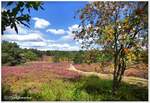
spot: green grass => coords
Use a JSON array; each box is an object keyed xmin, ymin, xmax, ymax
[{"xmin": 2, "ymin": 75, "xmax": 148, "ymax": 101}]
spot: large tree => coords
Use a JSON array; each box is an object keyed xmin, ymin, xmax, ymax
[
  {"xmin": 74, "ymin": 1, "xmax": 148, "ymax": 94},
  {"xmin": 2, "ymin": 1, "xmax": 44, "ymax": 34}
]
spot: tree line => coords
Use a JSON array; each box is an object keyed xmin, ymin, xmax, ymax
[
  {"xmin": 2, "ymin": 41, "xmax": 147, "ymax": 66},
  {"xmin": 2, "ymin": 41, "xmax": 114, "ymax": 66},
  {"xmin": 2, "ymin": 41, "xmax": 44, "ymax": 66}
]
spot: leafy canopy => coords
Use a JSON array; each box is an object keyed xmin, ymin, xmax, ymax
[
  {"xmin": 2, "ymin": 1, "xmax": 44, "ymax": 34},
  {"xmin": 74, "ymin": 1, "xmax": 148, "ymax": 62}
]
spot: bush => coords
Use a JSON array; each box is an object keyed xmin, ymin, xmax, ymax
[
  {"xmin": 73, "ymin": 50, "xmax": 113, "ymax": 64},
  {"xmin": 2, "ymin": 41, "xmax": 43, "ymax": 65},
  {"xmin": 2, "ymin": 41, "xmax": 26, "ymax": 66},
  {"xmin": 82, "ymin": 75, "xmax": 112, "ymax": 94},
  {"xmin": 23, "ymin": 51, "xmax": 38, "ymax": 61},
  {"xmin": 73, "ymin": 51, "xmax": 85, "ymax": 64}
]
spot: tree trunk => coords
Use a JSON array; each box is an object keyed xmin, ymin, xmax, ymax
[
  {"xmin": 112, "ymin": 49, "xmax": 126, "ymax": 95},
  {"xmin": 112, "ymin": 52, "xmax": 118, "ymax": 94}
]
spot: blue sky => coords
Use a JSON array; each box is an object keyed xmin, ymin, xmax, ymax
[{"xmin": 2, "ymin": 2, "xmax": 88, "ymax": 51}]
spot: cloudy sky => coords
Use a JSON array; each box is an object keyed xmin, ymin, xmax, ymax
[{"xmin": 2, "ymin": 2, "xmax": 88, "ymax": 51}]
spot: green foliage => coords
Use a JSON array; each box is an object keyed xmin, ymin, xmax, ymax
[
  {"xmin": 2, "ymin": 41, "xmax": 146, "ymax": 66},
  {"xmin": 133, "ymin": 48, "xmax": 148, "ymax": 64},
  {"xmin": 2, "ymin": 41, "xmax": 42, "ymax": 66},
  {"xmin": 116, "ymin": 84, "xmax": 148, "ymax": 101},
  {"xmin": 2, "ymin": 76, "xmax": 148, "ymax": 101},
  {"xmin": 73, "ymin": 51, "xmax": 85, "ymax": 64},
  {"xmin": 46, "ymin": 50, "xmax": 79, "ymax": 63},
  {"xmin": 2, "ymin": 41, "xmax": 26, "ymax": 66},
  {"xmin": 30, "ymin": 80, "xmax": 76, "ymax": 101},
  {"xmin": 78, "ymin": 76, "xmax": 148, "ymax": 101},
  {"xmin": 74, "ymin": 2, "xmax": 148, "ymax": 50},
  {"xmin": 30, "ymin": 49, "xmax": 44, "ymax": 58},
  {"xmin": 73, "ymin": 50, "xmax": 113, "ymax": 64},
  {"xmin": 82, "ymin": 75, "xmax": 112, "ymax": 94},
  {"xmin": 23, "ymin": 51, "xmax": 38, "ymax": 61},
  {"xmin": 97, "ymin": 52, "xmax": 113, "ymax": 62},
  {"xmin": 2, "ymin": 1, "xmax": 44, "ymax": 34},
  {"xmin": 46, "ymin": 50, "xmax": 112, "ymax": 64},
  {"xmin": 74, "ymin": 2, "xmax": 148, "ymax": 93}
]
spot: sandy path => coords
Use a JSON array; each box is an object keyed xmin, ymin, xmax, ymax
[{"xmin": 67, "ymin": 64, "xmax": 148, "ymax": 86}]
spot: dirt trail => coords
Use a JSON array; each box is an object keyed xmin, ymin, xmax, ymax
[{"xmin": 67, "ymin": 64, "xmax": 148, "ymax": 86}]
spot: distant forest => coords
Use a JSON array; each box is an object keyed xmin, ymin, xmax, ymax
[{"xmin": 2, "ymin": 41, "xmax": 147, "ymax": 66}]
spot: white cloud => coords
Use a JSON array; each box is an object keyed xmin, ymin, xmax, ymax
[
  {"xmin": 45, "ymin": 43, "xmax": 80, "ymax": 51},
  {"xmin": 68, "ymin": 24, "xmax": 80, "ymax": 32},
  {"xmin": 1, "ymin": 8, "xmax": 7, "ymax": 12},
  {"xmin": 60, "ymin": 24, "xmax": 81, "ymax": 41},
  {"xmin": 61, "ymin": 35, "xmax": 72, "ymax": 40},
  {"xmin": 2, "ymin": 33, "xmax": 44, "ymax": 42},
  {"xmin": 18, "ymin": 41, "xmax": 80, "ymax": 51},
  {"xmin": 3, "ymin": 24, "xmax": 29, "ymax": 34},
  {"xmin": 18, "ymin": 41, "xmax": 47, "ymax": 47},
  {"xmin": 46, "ymin": 24, "xmax": 81, "ymax": 40},
  {"xmin": 2, "ymin": 23, "xmax": 81, "ymax": 51},
  {"xmin": 46, "ymin": 29, "xmax": 65, "ymax": 35},
  {"xmin": 32, "ymin": 17, "xmax": 50, "ymax": 29}
]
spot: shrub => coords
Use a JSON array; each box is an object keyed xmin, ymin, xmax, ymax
[
  {"xmin": 73, "ymin": 51, "xmax": 85, "ymax": 64},
  {"xmin": 2, "ymin": 41, "xmax": 26, "ymax": 66},
  {"xmin": 82, "ymin": 75, "xmax": 112, "ymax": 94},
  {"xmin": 23, "ymin": 51, "xmax": 38, "ymax": 61},
  {"xmin": 2, "ymin": 41, "xmax": 43, "ymax": 65}
]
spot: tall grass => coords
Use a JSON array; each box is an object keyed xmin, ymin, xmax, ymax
[{"xmin": 2, "ymin": 75, "xmax": 148, "ymax": 101}]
